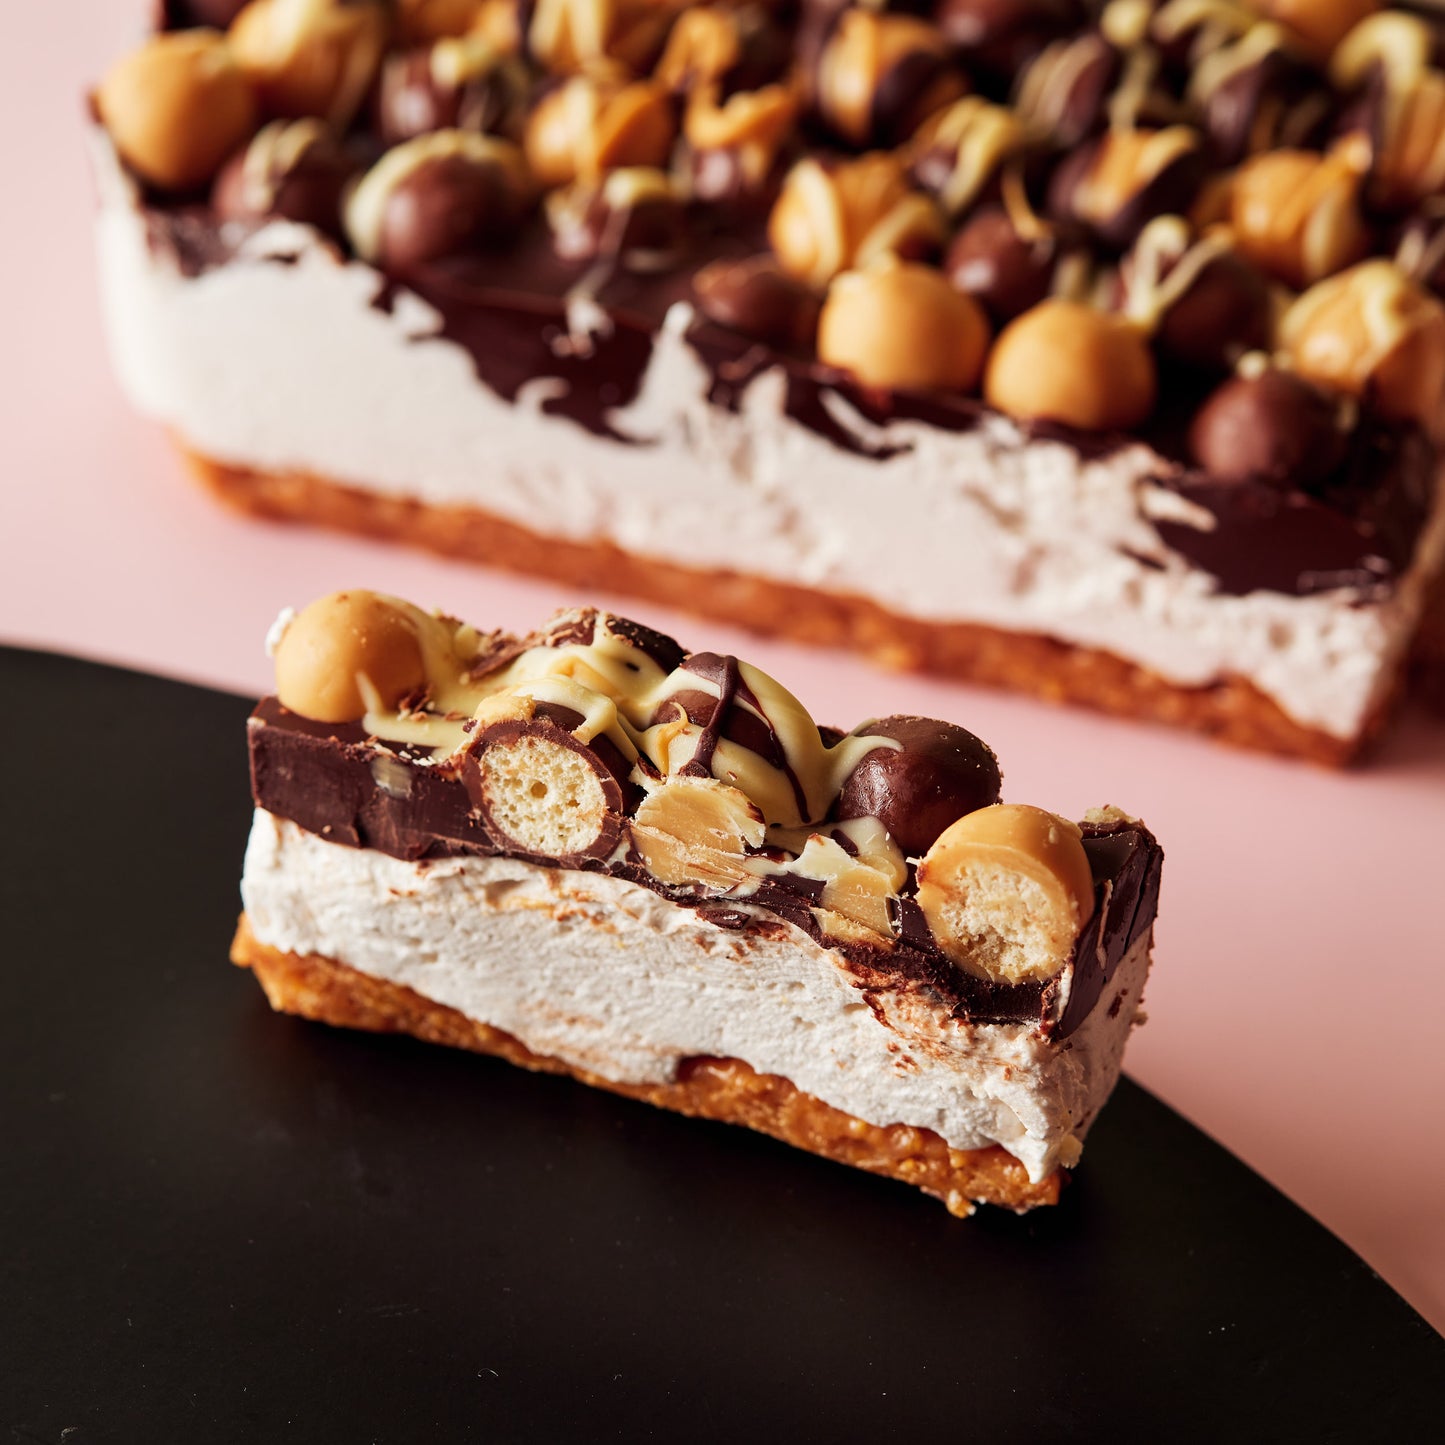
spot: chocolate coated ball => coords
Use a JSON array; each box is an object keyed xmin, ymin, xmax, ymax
[
  {"xmin": 1188, "ymin": 370, "xmax": 1346, "ymax": 489},
  {"xmin": 378, "ymin": 153, "xmax": 519, "ymax": 268},
  {"xmin": 211, "ymin": 123, "xmax": 356, "ymax": 241},
  {"xmin": 945, "ymin": 207, "xmax": 1056, "ymax": 325},
  {"xmin": 693, "ymin": 256, "xmax": 821, "ymax": 351},
  {"xmin": 835, "ymin": 716, "xmax": 1002, "ymax": 857},
  {"xmin": 1148, "ymin": 251, "xmax": 1272, "ymax": 372}
]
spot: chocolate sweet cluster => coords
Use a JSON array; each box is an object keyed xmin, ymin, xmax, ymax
[
  {"xmin": 99, "ymin": 0, "xmax": 1445, "ymax": 499},
  {"xmin": 253, "ymin": 590, "xmax": 1160, "ymax": 1033}
]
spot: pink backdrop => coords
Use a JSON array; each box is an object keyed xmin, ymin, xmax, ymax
[{"xmin": 7, "ymin": 4, "xmax": 1444, "ymax": 1333}]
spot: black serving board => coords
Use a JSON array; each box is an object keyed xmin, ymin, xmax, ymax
[{"xmin": 3, "ymin": 647, "xmax": 1441, "ymax": 1442}]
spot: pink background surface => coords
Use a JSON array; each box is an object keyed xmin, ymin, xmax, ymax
[{"xmin": 7, "ymin": 4, "xmax": 1444, "ymax": 1333}]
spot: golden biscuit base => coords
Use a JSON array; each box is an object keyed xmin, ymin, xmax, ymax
[
  {"xmin": 185, "ymin": 447, "xmax": 1392, "ymax": 765},
  {"xmin": 231, "ymin": 915, "xmax": 1062, "ymax": 1214}
]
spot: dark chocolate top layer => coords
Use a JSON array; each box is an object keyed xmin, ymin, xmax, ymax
[{"xmin": 247, "ymin": 692, "xmax": 1162, "ymax": 1040}]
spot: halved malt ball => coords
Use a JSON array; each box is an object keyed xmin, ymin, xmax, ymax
[
  {"xmin": 465, "ymin": 713, "xmax": 624, "ymax": 863},
  {"xmin": 915, "ymin": 803, "xmax": 1096, "ymax": 985},
  {"xmin": 630, "ymin": 777, "xmax": 766, "ymax": 890}
]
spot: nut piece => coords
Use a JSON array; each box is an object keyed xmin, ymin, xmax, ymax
[
  {"xmin": 273, "ymin": 590, "xmax": 429, "ymax": 723},
  {"xmin": 97, "ymin": 31, "xmax": 258, "ymax": 192},
  {"xmin": 985, "ymin": 300, "xmax": 1157, "ymax": 431},
  {"xmin": 1047, "ymin": 126, "xmax": 1207, "ymax": 250},
  {"xmin": 630, "ymin": 777, "xmax": 766, "ymax": 890},
  {"xmin": 768, "ymin": 154, "xmax": 944, "ymax": 290},
  {"xmin": 815, "ymin": 10, "xmax": 966, "ymax": 148},
  {"xmin": 345, "ymin": 131, "xmax": 531, "ymax": 268},
  {"xmin": 229, "ymin": 0, "xmax": 391, "ymax": 129},
  {"xmin": 915, "ymin": 803, "xmax": 1096, "ymax": 985},
  {"xmin": 818, "ymin": 260, "xmax": 991, "ymax": 393},
  {"xmin": 211, "ymin": 117, "xmax": 356, "ymax": 240},
  {"xmin": 464, "ymin": 704, "xmax": 625, "ymax": 863},
  {"xmin": 1279, "ymin": 260, "xmax": 1445, "ymax": 431},
  {"xmin": 1230, "ymin": 139, "xmax": 1373, "ymax": 288},
  {"xmin": 523, "ymin": 76, "xmax": 676, "ymax": 189},
  {"xmin": 1251, "ymin": 0, "xmax": 1380, "ymax": 64},
  {"xmin": 1188, "ymin": 369, "xmax": 1347, "ymax": 488},
  {"xmin": 692, "ymin": 255, "xmax": 821, "ymax": 351},
  {"xmin": 834, "ymin": 716, "xmax": 1002, "ymax": 858}
]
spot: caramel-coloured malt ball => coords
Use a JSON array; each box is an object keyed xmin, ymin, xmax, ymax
[
  {"xmin": 97, "ymin": 31, "xmax": 258, "ymax": 192},
  {"xmin": 834, "ymin": 716, "xmax": 1002, "ymax": 857},
  {"xmin": 818, "ymin": 260, "xmax": 991, "ymax": 392},
  {"xmin": 1253, "ymin": 0, "xmax": 1380, "ymax": 63},
  {"xmin": 1188, "ymin": 371, "xmax": 1346, "ymax": 488},
  {"xmin": 916, "ymin": 802, "xmax": 1095, "ymax": 984},
  {"xmin": 1230, "ymin": 142, "xmax": 1372, "ymax": 289},
  {"xmin": 985, "ymin": 300, "xmax": 1157, "ymax": 431},
  {"xmin": 230, "ymin": 0, "xmax": 391, "ymax": 129},
  {"xmin": 1280, "ymin": 260, "xmax": 1445, "ymax": 432},
  {"xmin": 274, "ymin": 591, "xmax": 428, "ymax": 723},
  {"xmin": 523, "ymin": 77, "xmax": 676, "ymax": 189}
]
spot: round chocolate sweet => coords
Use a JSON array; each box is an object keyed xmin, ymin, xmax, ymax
[
  {"xmin": 1144, "ymin": 250, "xmax": 1273, "ymax": 372},
  {"xmin": 834, "ymin": 716, "xmax": 1002, "ymax": 857},
  {"xmin": 1188, "ymin": 370, "xmax": 1347, "ymax": 489},
  {"xmin": 1200, "ymin": 48, "xmax": 1318, "ymax": 166},
  {"xmin": 376, "ymin": 152, "xmax": 520, "ymax": 268},
  {"xmin": 211, "ymin": 125, "xmax": 357, "ymax": 241},
  {"xmin": 945, "ymin": 206, "xmax": 1056, "ymax": 325},
  {"xmin": 693, "ymin": 256, "xmax": 821, "ymax": 352}
]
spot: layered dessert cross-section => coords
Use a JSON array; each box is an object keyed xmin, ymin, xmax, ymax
[
  {"xmin": 235, "ymin": 590, "xmax": 1164, "ymax": 1213},
  {"xmin": 93, "ymin": 1, "xmax": 1445, "ymax": 760}
]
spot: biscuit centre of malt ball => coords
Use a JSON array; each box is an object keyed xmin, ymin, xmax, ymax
[{"xmin": 483, "ymin": 737, "xmax": 606, "ymax": 856}]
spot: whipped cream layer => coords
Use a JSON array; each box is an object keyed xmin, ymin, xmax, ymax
[
  {"xmin": 96, "ymin": 149, "xmax": 1445, "ymax": 741},
  {"xmin": 241, "ymin": 810, "xmax": 1150, "ymax": 1181}
]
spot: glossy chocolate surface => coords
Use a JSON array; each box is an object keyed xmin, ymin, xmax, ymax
[{"xmin": 247, "ymin": 693, "xmax": 1161, "ymax": 1039}]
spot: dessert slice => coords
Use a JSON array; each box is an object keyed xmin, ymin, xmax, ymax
[
  {"xmin": 92, "ymin": 3, "xmax": 1445, "ymax": 762},
  {"xmin": 234, "ymin": 590, "xmax": 1163, "ymax": 1213}
]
